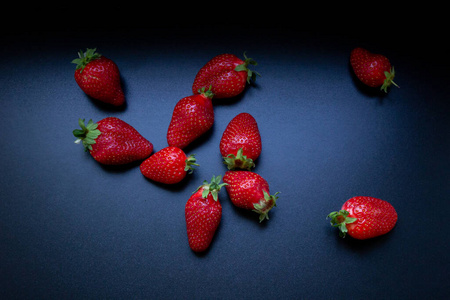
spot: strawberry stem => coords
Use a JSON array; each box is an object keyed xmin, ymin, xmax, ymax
[
  {"xmin": 253, "ymin": 191, "xmax": 279, "ymax": 222},
  {"xmin": 184, "ymin": 154, "xmax": 199, "ymax": 174},
  {"xmin": 223, "ymin": 148, "xmax": 255, "ymax": 171},
  {"xmin": 235, "ymin": 52, "xmax": 260, "ymax": 84},
  {"xmin": 196, "ymin": 175, "xmax": 228, "ymax": 201},
  {"xmin": 71, "ymin": 48, "xmax": 101, "ymax": 73},
  {"xmin": 73, "ymin": 118, "xmax": 101, "ymax": 151},
  {"xmin": 327, "ymin": 210, "xmax": 357, "ymax": 238},
  {"xmin": 197, "ymin": 86, "xmax": 214, "ymax": 99},
  {"xmin": 381, "ymin": 67, "xmax": 399, "ymax": 93}
]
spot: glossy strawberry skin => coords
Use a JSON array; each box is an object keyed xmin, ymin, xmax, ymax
[
  {"xmin": 140, "ymin": 146, "xmax": 197, "ymax": 184},
  {"xmin": 73, "ymin": 51, "xmax": 125, "ymax": 106},
  {"xmin": 350, "ymin": 47, "xmax": 397, "ymax": 92},
  {"xmin": 223, "ymin": 171, "xmax": 278, "ymax": 222},
  {"xmin": 166, "ymin": 91, "xmax": 214, "ymax": 150},
  {"xmin": 220, "ymin": 112, "xmax": 262, "ymax": 170},
  {"xmin": 185, "ymin": 176, "xmax": 225, "ymax": 252},
  {"xmin": 74, "ymin": 117, "xmax": 153, "ymax": 165},
  {"xmin": 192, "ymin": 53, "xmax": 258, "ymax": 98},
  {"xmin": 328, "ymin": 196, "xmax": 398, "ymax": 240}
]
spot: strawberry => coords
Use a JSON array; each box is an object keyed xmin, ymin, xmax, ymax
[
  {"xmin": 327, "ymin": 196, "xmax": 398, "ymax": 240},
  {"xmin": 167, "ymin": 87, "xmax": 214, "ymax": 149},
  {"xmin": 192, "ymin": 53, "xmax": 259, "ymax": 98},
  {"xmin": 140, "ymin": 146, "xmax": 198, "ymax": 184},
  {"xmin": 220, "ymin": 112, "xmax": 262, "ymax": 170},
  {"xmin": 223, "ymin": 171, "xmax": 279, "ymax": 222},
  {"xmin": 73, "ymin": 117, "xmax": 153, "ymax": 165},
  {"xmin": 72, "ymin": 48, "xmax": 125, "ymax": 106},
  {"xmin": 350, "ymin": 47, "xmax": 399, "ymax": 93},
  {"xmin": 185, "ymin": 175, "xmax": 227, "ymax": 252}
]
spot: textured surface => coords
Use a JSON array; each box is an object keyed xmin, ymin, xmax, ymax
[{"xmin": 1, "ymin": 21, "xmax": 449, "ymax": 299}]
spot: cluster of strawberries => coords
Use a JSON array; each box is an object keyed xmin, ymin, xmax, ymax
[
  {"xmin": 72, "ymin": 49, "xmax": 278, "ymax": 252},
  {"xmin": 72, "ymin": 47, "xmax": 399, "ymax": 252}
]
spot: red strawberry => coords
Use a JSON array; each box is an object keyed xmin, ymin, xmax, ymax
[
  {"xmin": 167, "ymin": 87, "xmax": 214, "ymax": 149},
  {"xmin": 350, "ymin": 47, "xmax": 399, "ymax": 93},
  {"xmin": 72, "ymin": 48, "xmax": 125, "ymax": 106},
  {"xmin": 327, "ymin": 196, "xmax": 398, "ymax": 240},
  {"xmin": 223, "ymin": 171, "xmax": 279, "ymax": 222},
  {"xmin": 192, "ymin": 53, "xmax": 259, "ymax": 98},
  {"xmin": 140, "ymin": 146, "xmax": 198, "ymax": 184},
  {"xmin": 185, "ymin": 175, "xmax": 227, "ymax": 252},
  {"xmin": 220, "ymin": 112, "xmax": 262, "ymax": 170},
  {"xmin": 73, "ymin": 117, "xmax": 153, "ymax": 165}
]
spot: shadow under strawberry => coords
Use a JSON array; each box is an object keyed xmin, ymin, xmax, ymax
[
  {"xmin": 228, "ymin": 203, "xmax": 272, "ymax": 227},
  {"xmin": 327, "ymin": 224, "xmax": 396, "ymax": 253},
  {"xmin": 181, "ymin": 123, "xmax": 216, "ymax": 154},
  {"xmin": 98, "ymin": 159, "xmax": 142, "ymax": 173},
  {"xmin": 211, "ymin": 82, "xmax": 260, "ymax": 107},
  {"xmin": 141, "ymin": 170, "xmax": 197, "ymax": 192}
]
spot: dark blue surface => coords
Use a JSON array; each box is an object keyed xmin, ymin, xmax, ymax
[{"xmin": 1, "ymin": 22, "xmax": 449, "ymax": 299}]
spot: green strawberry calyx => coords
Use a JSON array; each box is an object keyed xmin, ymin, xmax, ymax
[
  {"xmin": 72, "ymin": 48, "xmax": 102, "ymax": 73},
  {"xmin": 184, "ymin": 154, "xmax": 199, "ymax": 174},
  {"xmin": 253, "ymin": 191, "xmax": 280, "ymax": 223},
  {"xmin": 195, "ymin": 175, "xmax": 228, "ymax": 202},
  {"xmin": 223, "ymin": 148, "xmax": 255, "ymax": 171},
  {"xmin": 327, "ymin": 210, "xmax": 358, "ymax": 238},
  {"xmin": 234, "ymin": 52, "xmax": 261, "ymax": 84},
  {"xmin": 73, "ymin": 118, "xmax": 101, "ymax": 152},
  {"xmin": 197, "ymin": 86, "xmax": 215, "ymax": 99},
  {"xmin": 380, "ymin": 67, "xmax": 400, "ymax": 93}
]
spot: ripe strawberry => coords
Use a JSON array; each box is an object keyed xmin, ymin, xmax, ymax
[
  {"xmin": 73, "ymin": 117, "xmax": 153, "ymax": 165},
  {"xmin": 350, "ymin": 47, "xmax": 399, "ymax": 93},
  {"xmin": 185, "ymin": 175, "xmax": 227, "ymax": 252},
  {"xmin": 223, "ymin": 171, "xmax": 279, "ymax": 222},
  {"xmin": 140, "ymin": 146, "xmax": 198, "ymax": 184},
  {"xmin": 192, "ymin": 53, "xmax": 259, "ymax": 98},
  {"xmin": 167, "ymin": 87, "xmax": 214, "ymax": 149},
  {"xmin": 327, "ymin": 196, "xmax": 398, "ymax": 240},
  {"xmin": 72, "ymin": 48, "xmax": 125, "ymax": 106},
  {"xmin": 220, "ymin": 112, "xmax": 262, "ymax": 170}
]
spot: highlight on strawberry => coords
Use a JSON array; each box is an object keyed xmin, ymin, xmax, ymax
[
  {"xmin": 327, "ymin": 196, "xmax": 398, "ymax": 240},
  {"xmin": 73, "ymin": 117, "xmax": 153, "ymax": 165},
  {"xmin": 72, "ymin": 48, "xmax": 125, "ymax": 106},
  {"xmin": 350, "ymin": 47, "xmax": 399, "ymax": 93},
  {"xmin": 192, "ymin": 52, "xmax": 260, "ymax": 99}
]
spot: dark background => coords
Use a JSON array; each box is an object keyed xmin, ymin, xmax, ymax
[{"xmin": 1, "ymin": 8, "xmax": 449, "ymax": 299}]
